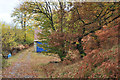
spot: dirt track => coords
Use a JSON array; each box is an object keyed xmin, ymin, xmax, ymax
[{"xmin": 2, "ymin": 46, "xmax": 60, "ymax": 78}]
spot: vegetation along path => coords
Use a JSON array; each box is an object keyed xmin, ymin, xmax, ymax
[{"xmin": 2, "ymin": 46, "xmax": 60, "ymax": 78}]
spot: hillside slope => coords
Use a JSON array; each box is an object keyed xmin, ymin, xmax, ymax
[{"xmin": 42, "ymin": 25, "xmax": 119, "ymax": 78}]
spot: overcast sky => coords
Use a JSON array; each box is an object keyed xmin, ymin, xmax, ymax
[{"xmin": 0, "ymin": 0, "xmax": 21, "ymax": 24}]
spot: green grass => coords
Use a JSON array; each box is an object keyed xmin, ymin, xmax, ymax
[{"xmin": 2, "ymin": 59, "xmax": 10, "ymax": 69}]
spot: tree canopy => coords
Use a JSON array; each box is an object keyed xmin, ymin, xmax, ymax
[{"xmin": 11, "ymin": 1, "xmax": 120, "ymax": 61}]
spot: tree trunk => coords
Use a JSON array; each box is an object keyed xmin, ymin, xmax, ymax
[
  {"xmin": 58, "ymin": 51, "xmax": 66, "ymax": 61},
  {"xmin": 24, "ymin": 13, "xmax": 26, "ymax": 42},
  {"xmin": 24, "ymin": 32, "xmax": 26, "ymax": 42},
  {"xmin": 77, "ymin": 37, "xmax": 86, "ymax": 58}
]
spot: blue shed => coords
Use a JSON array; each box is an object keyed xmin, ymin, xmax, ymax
[
  {"xmin": 36, "ymin": 41, "xmax": 47, "ymax": 52},
  {"xmin": 34, "ymin": 29, "xmax": 47, "ymax": 52},
  {"xmin": 34, "ymin": 40, "xmax": 47, "ymax": 52}
]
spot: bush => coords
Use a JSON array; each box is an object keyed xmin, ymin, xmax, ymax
[
  {"xmin": 82, "ymin": 25, "xmax": 119, "ymax": 53},
  {"xmin": 1, "ymin": 22, "xmax": 34, "ymax": 56},
  {"xmin": 2, "ymin": 23, "xmax": 17, "ymax": 52},
  {"xmin": 2, "ymin": 58, "xmax": 9, "ymax": 68}
]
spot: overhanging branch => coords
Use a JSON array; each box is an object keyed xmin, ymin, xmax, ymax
[{"xmin": 83, "ymin": 14, "xmax": 120, "ymax": 37}]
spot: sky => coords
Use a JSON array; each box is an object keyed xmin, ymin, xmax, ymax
[{"xmin": 0, "ymin": 0, "xmax": 21, "ymax": 24}]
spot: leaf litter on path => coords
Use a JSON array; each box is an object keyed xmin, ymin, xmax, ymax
[{"xmin": 2, "ymin": 46, "xmax": 60, "ymax": 78}]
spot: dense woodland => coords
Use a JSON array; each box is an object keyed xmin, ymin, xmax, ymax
[
  {"xmin": 1, "ymin": 1, "xmax": 120, "ymax": 78},
  {"xmin": 19, "ymin": 2, "xmax": 119, "ymax": 60}
]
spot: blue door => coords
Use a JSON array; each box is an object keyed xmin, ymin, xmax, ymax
[{"xmin": 36, "ymin": 41, "xmax": 47, "ymax": 52}]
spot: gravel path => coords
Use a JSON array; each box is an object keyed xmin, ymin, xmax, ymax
[
  {"xmin": 2, "ymin": 46, "xmax": 60, "ymax": 78},
  {"xmin": 2, "ymin": 47, "xmax": 40, "ymax": 78}
]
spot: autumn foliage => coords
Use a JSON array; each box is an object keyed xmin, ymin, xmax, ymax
[
  {"xmin": 1, "ymin": 22, "xmax": 34, "ymax": 57},
  {"xmin": 5, "ymin": 1, "xmax": 119, "ymax": 78},
  {"xmin": 42, "ymin": 24, "xmax": 119, "ymax": 78}
]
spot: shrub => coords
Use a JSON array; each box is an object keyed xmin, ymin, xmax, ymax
[
  {"xmin": 2, "ymin": 58, "xmax": 9, "ymax": 68},
  {"xmin": 1, "ymin": 22, "xmax": 34, "ymax": 56}
]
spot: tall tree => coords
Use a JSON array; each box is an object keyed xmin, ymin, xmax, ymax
[
  {"xmin": 21, "ymin": 1, "xmax": 120, "ymax": 60},
  {"xmin": 11, "ymin": 2, "xmax": 33, "ymax": 42}
]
